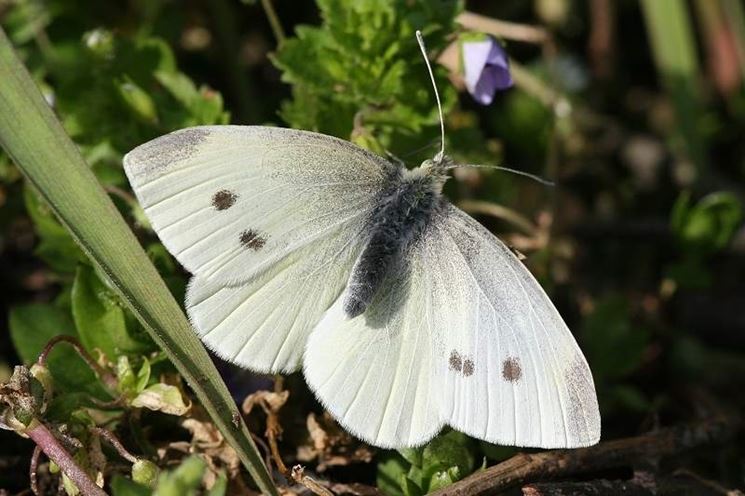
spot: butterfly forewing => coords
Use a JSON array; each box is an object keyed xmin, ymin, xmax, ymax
[{"xmin": 123, "ymin": 126, "xmax": 396, "ymax": 286}]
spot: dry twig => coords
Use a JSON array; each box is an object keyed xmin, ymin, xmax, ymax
[
  {"xmin": 243, "ymin": 378, "xmax": 334, "ymax": 496},
  {"xmin": 432, "ymin": 418, "xmax": 737, "ymax": 496}
]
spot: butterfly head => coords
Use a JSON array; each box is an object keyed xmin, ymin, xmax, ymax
[{"xmin": 419, "ymin": 153, "xmax": 453, "ymax": 189}]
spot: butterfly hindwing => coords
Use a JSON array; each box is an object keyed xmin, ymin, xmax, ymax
[
  {"xmin": 303, "ymin": 248, "xmax": 442, "ymax": 448},
  {"xmin": 124, "ymin": 126, "xmax": 395, "ymax": 285},
  {"xmin": 186, "ymin": 221, "xmax": 367, "ymax": 373}
]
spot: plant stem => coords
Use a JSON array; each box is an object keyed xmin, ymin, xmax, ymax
[
  {"xmin": 261, "ymin": 0, "xmax": 286, "ymax": 45},
  {"xmin": 30, "ymin": 445, "xmax": 41, "ymax": 495},
  {"xmin": 457, "ymin": 11, "xmax": 550, "ymax": 44},
  {"xmin": 37, "ymin": 335, "xmax": 118, "ymax": 391},
  {"xmin": 26, "ymin": 421, "xmax": 106, "ymax": 496},
  {"xmin": 90, "ymin": 426, "xmax": 138, "ymax": 463}
]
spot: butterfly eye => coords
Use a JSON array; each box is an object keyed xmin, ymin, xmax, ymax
[
  {"xmin": 239, "ymin": 229, "xmax": 267, "ymax": 251},
  {"xmin": 212, "ymin": 189, "xmax": 238, "ymax": 211},
  {"xmin": 501, "ymin": 357, "xmax": 522, "ymax": 382}
]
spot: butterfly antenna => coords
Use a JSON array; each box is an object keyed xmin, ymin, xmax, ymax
[
  {"xmin": 416, "ymin": 30, "xmax": 445, "ymax": 163},
  {"xmin": 453, "ymin": 163, "xmax": 556, "ymax": 187}
]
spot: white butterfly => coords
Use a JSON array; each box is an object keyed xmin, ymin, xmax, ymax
[{"xmin": 122, "ymin": 33, "xmax": 600, "ymax": 450}]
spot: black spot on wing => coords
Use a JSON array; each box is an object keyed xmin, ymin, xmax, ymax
[
  {"xmin": 462, "ymin": 358, "xmax": 475, "ymax": 377},
  {"xmin": 449, "ymin": 350, "xmax": 463, "ymax": 372},
  {"xmin": 239, "ymin": 229, "xmax": 267, "ymax": 251},
  {"xmin": 449, "ymin": 350, "xmax": 475, "ymax": 377},
  {"xmin": 212, "ymin": 189, "xmax": 238, "ymax": 210},
  {"xmin": 502, "ymin": 357, "xmax": 522, "ymax": 382}
]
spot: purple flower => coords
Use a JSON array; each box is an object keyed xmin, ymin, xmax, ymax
[{"xmin": 461, "ymin": 35, "xmax": 513, "ymax": 105}]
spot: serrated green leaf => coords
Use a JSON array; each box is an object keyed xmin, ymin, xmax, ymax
[
  {"xmin": 427, "ymin": 467, "xmax": 459, "ymax": 492},
  {"xmin": 421, "ymin": 430, "xmax": 475, "ymax": 482}
]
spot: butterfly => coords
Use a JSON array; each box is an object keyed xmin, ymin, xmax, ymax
[{"xmin": 122, "ymin": 33, "xmax": 600, "ymax": 450}]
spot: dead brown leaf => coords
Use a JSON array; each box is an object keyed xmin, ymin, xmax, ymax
[{"xmin": 297, "ymin": 413, "xmax": 374, "ymax": 472}]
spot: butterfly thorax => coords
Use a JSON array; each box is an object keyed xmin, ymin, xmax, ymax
[{"xmin": 342, "ymin": 167, "xmax": 443, "ymax": 318}]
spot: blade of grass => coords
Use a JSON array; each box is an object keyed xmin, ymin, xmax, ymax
[
  {"xmin": 640, "ymin": 0, "xmax": 707, "ymax": 182},
  {"xmin": 0, "ymin": 28, "xmax": 277, "ymax": 495}
]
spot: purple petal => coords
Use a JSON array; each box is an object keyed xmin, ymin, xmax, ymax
[{"xmin": 462, "ymin": 36, "xmax": 513, "ymax": 105}]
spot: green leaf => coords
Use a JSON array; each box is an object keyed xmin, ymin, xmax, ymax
[
  {"xmin": 136, "ymin": 359, "xmax": 152, "ymax": 393},
  {"xmin": 117, "ymin": 356, "xmax": 138, "ymax": 397},
  {"xmin": 207, "ymin": 471, "xmax": 228, "ymax": 496},
  {"xmin": 400, "ymin": 475, "xmax": 423, "ymax": 496},
  {"xmin": 23, "ymin": 186, "xmax": 83, "ymax": 273},
  {"xmin": 132, "ymin": 383, "xmax": 190, "ymax": 416},
  {"xmin": 377, "ymin": 453, "xmax": 410, "ymax": 496},
  {"xmin": 8, "ymin": 304, "xmax": 101, "ymax": 395},
  {"xmin": 117, "ymin": 76, "xmax": 159, "ymax": 125},
  {"xmin": 273, "ymin": 0, "xmax": 462, "ymax": 149},
  {"xmin": 428, "ymin": 467, "xmax": 460, "ymax": 492},
  {"xmin": 421, "ymin": 430, "xmax": 475, "ymax": 483},
  {"xmin": 671, "ymin": 191, "xmax": 742, "ymax": 252},
  {"xmin": 154, "ymin": 456, "xmax": 205, "ymax": 496},
  {"xmin": 72, "ymin": 264, "xmax": 155, "ymax": 358},
  {"xmin": 111, "ymin": 475, "xmax": 152, "ymax": 496},
  {"xmin": 398, "ymin": 447, "xmax": 423, "ymax": 467}
]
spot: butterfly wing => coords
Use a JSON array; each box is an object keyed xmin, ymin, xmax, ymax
[
  {"xmin": 304, "ymin": 202, "xmax": 600, "ymax": 448},
  {"xmin": 431, "ymin": 204, "xmax": 600, "ymax": 448},
  {"xmin": 125, "ymin": 126, "xmax": 398, "ymax": 373},
  {"xmin": 124, "ymin": 126, "xmax": 396, "ymax": 285},
  {"xmin": 186, "ymin": 222, "xmax": 365, "ymax": 372}
]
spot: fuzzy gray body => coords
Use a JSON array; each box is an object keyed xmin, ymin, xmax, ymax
[{"xmin": 343, "ymin": 168, "xmax": 442, "ymax": 318}]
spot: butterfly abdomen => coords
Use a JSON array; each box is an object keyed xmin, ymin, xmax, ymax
[{"xmin": 343, "ymin": 171, "xmax": 441, "ymax": 318}]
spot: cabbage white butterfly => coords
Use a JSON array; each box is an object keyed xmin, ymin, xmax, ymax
[{"xmin": 123, "ymin": 31, "xmax": 600, "ymax": 449}]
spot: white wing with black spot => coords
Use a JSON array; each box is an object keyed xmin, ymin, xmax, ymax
[
  {"xmin": 124, "ymin": 126, "xmax": 395, "ymax": 286},
  {"xmin": 124, "ymin": 125, "xmax": 396, "ymax": 373},
  {"xmin": 186, "ymin": 220, "xmax": 366, "ymax": 373},
  {"xmin": 304, "ymin": 202, "xmax": 600, "ymax": 448},
  {"xmin": 431, "ymin": 204, "xmax": 600, "ymax": 448}
]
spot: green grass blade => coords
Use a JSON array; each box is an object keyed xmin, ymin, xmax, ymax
[
  {"xmin": 640, "ymin": 0, "xmax": 708, "ymax": 180},
  {"xmin": 0, "ymin": 28, "xmax": 277, "ymax": 495}
]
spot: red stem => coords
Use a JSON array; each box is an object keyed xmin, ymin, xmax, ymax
[
  {"xmin": 25, "ymin": 421, "xmax": 106, "ymax": 496},
  {"xmin": 37, "ymin": 335, "xmax": 118, "ymax": 391}
]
